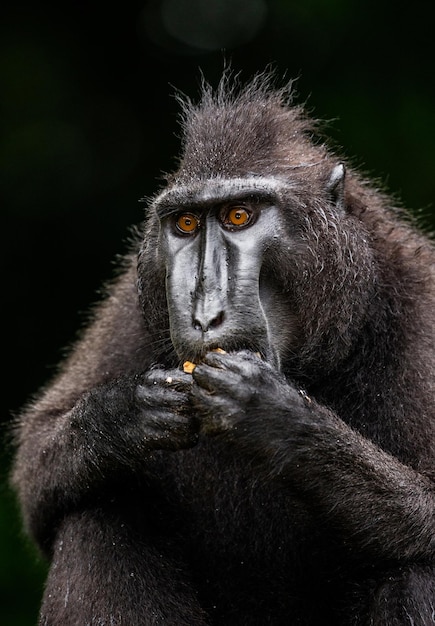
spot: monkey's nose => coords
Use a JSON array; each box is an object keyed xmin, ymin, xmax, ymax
[{"xmin": 192, "ymin": 310, "xmax": 225, "ymax": 332}]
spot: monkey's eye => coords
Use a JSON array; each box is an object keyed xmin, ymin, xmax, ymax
[
  {"xmin": 175, "ymin": 213, "xmax": 200, "ymax": 234},
  {"xmin": 221, "ymin": 205, "xmax": 253, "ymax": 229}
]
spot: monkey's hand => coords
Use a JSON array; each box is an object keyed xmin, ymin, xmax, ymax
[
  {"xmin": 135, "ymin": 367, "xmax": 198, "ymax": 451},
  {"xmin": 191, "ymin": 350, "xmax": 435, "ymax": 565},
  {"xmin": 60, "ymin": 369, "xmax": 198, "ymax": 468},
  {"xmin": 191, "ymin": 349, "xmax": 313, "ymax": 449},
  {"xmin": 70, "ymin": 369, "xmax": 198, "ymax": 470}
]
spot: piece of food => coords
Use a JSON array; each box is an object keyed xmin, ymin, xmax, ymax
[
  {"xmin": 183, "ymin": 361, "xmax": 196, "ymax": 374},
  {"xmin": 183, "ymin": 348, "xmax": 227, "ymax": 374}
]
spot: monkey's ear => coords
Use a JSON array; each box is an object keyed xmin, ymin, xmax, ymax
[{"xmin": 327, "ymin": 163, "xmax": 346, "ymax": 212}]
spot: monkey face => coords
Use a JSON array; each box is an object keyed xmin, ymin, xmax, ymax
[{"xmin": 153, "ymin": 178, "xmax": 294, "ymax": 369}]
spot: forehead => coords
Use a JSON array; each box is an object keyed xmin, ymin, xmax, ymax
[{"xmin": 152, "ymin": 176, "xmax": 290, "ymax": 218}]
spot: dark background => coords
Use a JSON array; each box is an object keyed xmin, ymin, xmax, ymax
[{"xmin": 1, "ymin": 1, "xmax": 434, "ymax": 623}]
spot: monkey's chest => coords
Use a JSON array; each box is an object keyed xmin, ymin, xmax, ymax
[
  {"xmin": 152, "ymin": 440, "xmax": 327, "ymax": 622},
  {"xmin": 161, "ymin": 437, "xmax": 314, "ymax": 544}
]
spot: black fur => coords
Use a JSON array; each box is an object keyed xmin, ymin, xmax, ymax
[{"xmin": 12, "ymin": 74, "xmax": 435, "ymax": 625}]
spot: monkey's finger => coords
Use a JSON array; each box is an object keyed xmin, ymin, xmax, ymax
[
  {"xmin": 191, "ymin": 386, "xmax": 241, "ymax": 436},
  {"xmin": 141, "ymin": 410, "xmax": 199, "ymax": 450},
  {"xmin": 192, "ymin": 362, "xmax": 243, "ymax": 395},
  {"xmin": 145, "ymin": 410, "xmax": 194, "ymax": 430},
  {"xmin": 144, "ymin": 368, "xmax": 193, "ymax": 391},
  {"xmin": 136, "ymin": 383, "xmax": 188, "ymax": 408},
  {"xmin": 201, "ymin": 350, "xmax": 231, "ymax": 370},
  {"xmin": 202, "ymin": 349, "xmax": 265, "ymax": 380}
]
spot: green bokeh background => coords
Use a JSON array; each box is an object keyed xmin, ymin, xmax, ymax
[{"xmin": 1, "ymin": 1, "xmax": 434, "ymax": 623}]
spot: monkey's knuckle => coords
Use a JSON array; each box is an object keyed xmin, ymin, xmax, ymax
[{"xmin": 201, "ymin": 413, "xmax": 237, "ymax": 436}]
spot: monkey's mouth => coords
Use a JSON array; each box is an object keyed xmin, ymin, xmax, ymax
[
  {"xmin": 182, "ymin": 347, "xmax": 227, "ymax": 373},
  {"xmin": 176, "ymin": 338, "xmax": 277, "ymax": 371}
]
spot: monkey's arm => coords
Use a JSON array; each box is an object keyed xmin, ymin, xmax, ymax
[
  {"xmin": 192, "ymin": 350, "xmax": 435, "ymax": 564},
  {"xmin": 12, "ymin": 259, "xmax": 196, "ymax": 551}
]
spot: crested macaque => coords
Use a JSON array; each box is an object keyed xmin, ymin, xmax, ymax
[{"xmin": 12, "ymin": 74, "xmax": 435, "ymax": 625}]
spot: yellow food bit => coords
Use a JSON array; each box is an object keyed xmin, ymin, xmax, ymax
[
  {"xmin": 183, "ymin": 361, "xmax": 196, "ymax": 374},
  {"xmin": 183, "ymin": 348, "xmax": 227, "ymax": 374}
]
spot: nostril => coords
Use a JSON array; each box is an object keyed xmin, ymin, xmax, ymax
[
  {"xmin": 192, "ymin": 311, "xmax": 225, "ymax": 332},
  {"xmin": 209, "ymin": 311, "xmax": 225, "ymax": 329},
  {"xmin": 193, "ymin": 319, "xmax": 203, "ymax": 331}
]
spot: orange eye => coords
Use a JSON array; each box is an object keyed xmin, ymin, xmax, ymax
[
  {"xmin": 175, "ymin": 213, "xmax": 200, "ymax": 234},
  {"xmin": 223, "ymin": 206, "xmax": 252, "ymax": 228}
]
